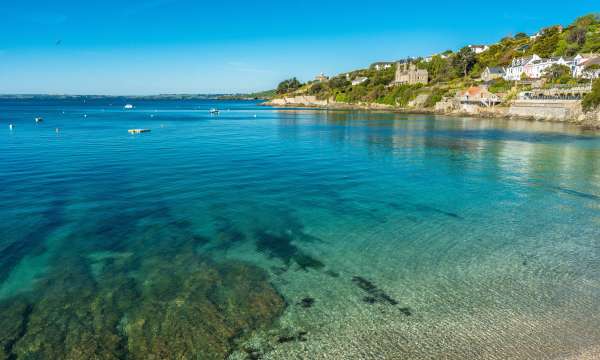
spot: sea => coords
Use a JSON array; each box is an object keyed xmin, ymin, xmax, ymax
[{"xmin": 0, "ymin": 98, "xmax": 599, "ymax": 359}]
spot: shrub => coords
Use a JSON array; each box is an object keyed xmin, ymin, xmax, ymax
[{"xmin": 582, "ymin": 78, "xmax": 600, "ymax": 112}]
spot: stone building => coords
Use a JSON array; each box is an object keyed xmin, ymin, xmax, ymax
[
  {"xmin": 315, "ymin": 72, "xmax": 329, "ymax": 82},
  {"xmin": 394, "ymin": 63, "xmax": 428, "ymax": 85},
  {"xmin": 481, "ymin": 67, "xmax": 505, "ymax": 82}
]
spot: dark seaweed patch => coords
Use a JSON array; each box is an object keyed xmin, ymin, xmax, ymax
[
  {"xmin": 213, "ymin": 215, "xmax": 247, "ymax": 250},
  {"xmin": 254, "ymin": 230, "xmax": 325, "ymax": 271},
  {"xmin": 363, "ymin": 296, "xmax": 377, "ymax": 304},
  {"xmin": 352, "ymin": 276, "xmax": 399, "ymax": 306},
  {"xmin": 277, "ymin": 331, "xmax": 308, "ymax": 344},
  {"xmin": 413, "ymin": 204, "xmax": 463, "ymax": 219},
  {"xmin": 0, "ymin": 198, "xmax": 66, "ymax": 283},
  {"xmin": 325, "ymin": 269, "xmax": 340, "ymax": 278},
  {"xmin": 294, "ymin": 253, "xmax": 325, "ymax": 271},
  {"xmin": 550, "ymin": 186, "xmax": 600, "ymax": 200},
  {"xmin": 387, "ymin": 201, "xmax": 462, "ymax": 220},
  {"xmin": 399, "ymin": 307, "xmax": 413, "ymax": 316},
  {"xmin": 255, "ymin": 230, "xmax": 297, "ymax": 264},
  {"xmin": 298, "ymin": 297, "xmax": 315, "ymax": 308}
]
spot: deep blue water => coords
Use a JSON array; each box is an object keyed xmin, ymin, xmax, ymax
[{"xmin": 0, "ymin": 99, "xmax": 599, "ymax": 359}]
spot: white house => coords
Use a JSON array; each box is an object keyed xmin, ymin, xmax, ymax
[
  {"xmin": 352, "ymin": 77, "xmax": 369, "ymax": 86},
  {"xmin": 371, "ymin": 62, "xmax": 394, "ymax": 71},
  {"xmin": 573, "ymin": 54, "xmax": 600, "ymax": 79},
  {"xmin": 504, "ymin": 55, "xmax": 541, "ymax": 80},
  {"xmin": 468, "ymin": 45, "xmax": 489, "ymax": 54},
  {"xmin": 504, "ymin": 54, "xmax": 578, "ymax": 80}
]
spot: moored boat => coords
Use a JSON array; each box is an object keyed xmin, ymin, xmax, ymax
[{"xmin": 128, "ymin": 129, "xmax": 151, "ymax": 134}]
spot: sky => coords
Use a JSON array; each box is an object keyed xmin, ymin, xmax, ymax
[{"xmin": 0, "ymin": 1, "xmax": 598, "ymax": 95}]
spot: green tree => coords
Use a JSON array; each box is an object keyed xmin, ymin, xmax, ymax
[
  {"xmin": 582, "ymin": 78, "xmax": 600, "ymax": 112},
  {"xmin": 329, "ymin": 76, "xmax": 351, "ymax": 89},
  {"xmin": 423, "ymin": 56, "xmax": 451, "ymax": 83},
  {"xmin": 276, "ymin": 78, "xmax": 303, "ymax": 94},
  {"xmin": 453, "ymin": 47, "xmax": 477, "ymax": 78},
  {"xmin": 542, "ymin": 64, "xmax": 573, "ymax": 84},
  {"xmin": 531, "ymin": 26, "xmax": 561, "ymax": 57},
  {"xmin": 514, "ymin": 32, "xmax": 529, "ymax": 40}
]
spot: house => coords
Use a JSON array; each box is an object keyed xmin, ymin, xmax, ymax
[
  {"xmin": 574, "ymin": 54, "xmax": 600, "ymax": 78},
  {"xmin": 371, "ymin": 62, "xmax": 395, "ymax": 71},
  {"xmin": 315, "ymin": 73, "xmax": 329, "ymax": 82},
  {"xmin": 393, "ymin": 62, "xmax": 428, "ymax": 85},
  {"xmin": 481, "ymin": 67, "xmax": 505, "ymax": 82},
  {"xmin": 352, "ymin": 77, "xmax": 368, "ymax": 86},
  {"xmin": 504, "ymin": 55, "xmax": 541, "ymax": 80},
  {"xmin": 503, "ymin": 54, "xmax": 576, "ymax": 80},
  {"xmin": 456, "ymin": 86, "xmax": 501, "ymax": 108},
  {"xmin": 468, "ymin": 45, "xmax": 489, "ymax": 54}
]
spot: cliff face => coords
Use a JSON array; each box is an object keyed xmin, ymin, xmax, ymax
[{"xmin": 264, "ymin": 96, "xmax": 395, "ymax": 110}]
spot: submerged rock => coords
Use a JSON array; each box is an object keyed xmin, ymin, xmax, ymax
[{"xmin": 0, "ymin": 251, "xmax": 286, "ymax": 360}]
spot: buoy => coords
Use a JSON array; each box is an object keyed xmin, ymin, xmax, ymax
[{"xmin": 83, "ymin": 114, "xmax": 88, "ymax": 118}]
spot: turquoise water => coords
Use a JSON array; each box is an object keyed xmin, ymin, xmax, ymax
[{"xmin": 1, "ymin": 99, "xmax": 599, "ymax": 359}]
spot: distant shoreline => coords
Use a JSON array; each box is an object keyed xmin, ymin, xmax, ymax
[{"xmin": 0, "ymin": 94, "xmax": 269, "ymax": 101}]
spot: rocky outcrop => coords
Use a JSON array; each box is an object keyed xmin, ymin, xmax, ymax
[
  {"xmin": 267, "ymin": 95, "xmax": 329, "ymax": 107},
  {"xmin": 0, "ymin": 251, "xmax": 285, "ymax": 360},
  {"xmin": 263, "ymin": 97, "xmax": 600, "ymax": 129},
  {"xmin": 264, "ymin": 96, "xmax": 395, "ymax": 110}
]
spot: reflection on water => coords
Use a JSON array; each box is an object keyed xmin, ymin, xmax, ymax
[{"xmin": 1, "ymin": 100, "xmax": 600, "ymax": 359}]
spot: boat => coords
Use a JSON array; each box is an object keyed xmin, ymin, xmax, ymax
[
  {"xmin": 128, "ymin": 129, "xmax": 151, "ymax": 134},
  {"xmin": 35, "ymin": 117, "xmax": 43, "ymax": 123},
  {"xmin": 124, "ymin": 104, "xmax": 134, "ymax": 110},
  {"xmin": 209, "ymin": 108, "xmax": 220, "ymax": 115}
]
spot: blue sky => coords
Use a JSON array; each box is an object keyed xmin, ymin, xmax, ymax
[{"xmin": 0, "ymin": 1, "xmax": 597, "ymax": 95}]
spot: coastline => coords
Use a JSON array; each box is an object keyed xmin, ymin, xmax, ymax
[{"xmin": 261, "ymin": 99, "xmax": 600, "ymax": 130}]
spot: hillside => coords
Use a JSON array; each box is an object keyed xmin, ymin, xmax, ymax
[{"xmin": 274, "ymin": 14, "xmax": 600, "ymax": 109}]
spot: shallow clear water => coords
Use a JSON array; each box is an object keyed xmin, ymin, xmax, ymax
[{"xmin": 1, "ymin": 99, "xmax": 599, "ymax": 359}]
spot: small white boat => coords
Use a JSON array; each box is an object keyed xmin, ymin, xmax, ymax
[
  {"xmin": 128, "ymin": 129, "xmax": 151, "ymax": 134},
  {"xmin": 124, "ymin": 104, "xmax": 134, "ymax": 110},
  {"xmin": 9, "ymin": 124, "xmax": 14, "ymax": 130},
  {"xmin": 35, "ymin": 117, "xmax": 43, "ymax": 123},
  {"xmin": 209, "ymin": 108, "xmax": 220, "ymax": 115}
]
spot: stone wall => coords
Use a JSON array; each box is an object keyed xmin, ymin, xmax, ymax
[{"xmin": 508, "ymin": 100, "xmax": 582, "ymax": 122}]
